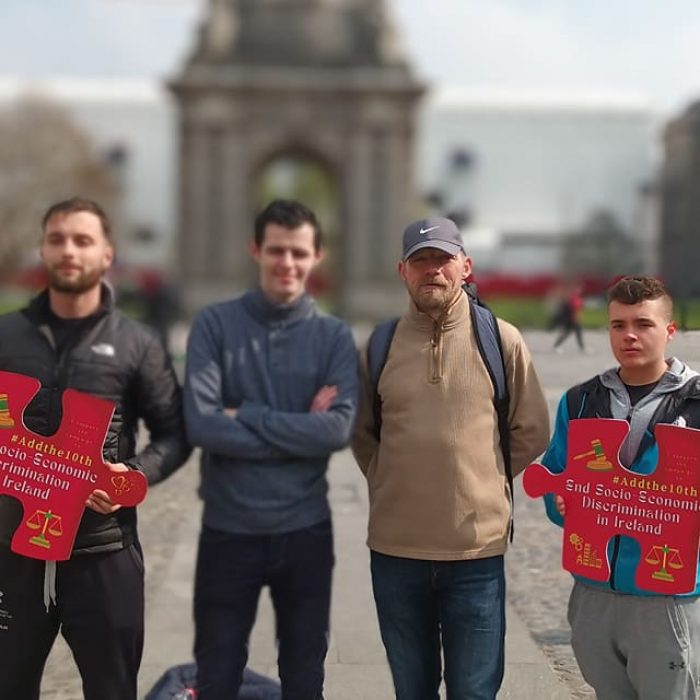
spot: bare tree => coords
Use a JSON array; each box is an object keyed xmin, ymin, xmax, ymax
[
  {"xmin": 561, "ymin": 208, "xmax": 644, "ymax": 279},
  {"xmin": 0, "ymin": 95, "xmax": 118, "ymax": 281}
]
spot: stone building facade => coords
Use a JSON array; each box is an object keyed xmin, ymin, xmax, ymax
[
  {"xmin": 661, "ymin": 102, "xmax": 700, "ymax": 303},
  {"xmin": 170, "ymin": 0, "xmax": 424, "ymax": 317}
]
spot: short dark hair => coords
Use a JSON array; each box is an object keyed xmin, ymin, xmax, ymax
[
  {"xmin": 254, "ymin": 199, "xmax": 323, "ymax": 252},
  {"xmin": 607, "ymin": 275, "xmax": 673, "ymax": 319},
  {"xmin": 42, "ymin": 197, "xmax": 113, "ymax": 243}
]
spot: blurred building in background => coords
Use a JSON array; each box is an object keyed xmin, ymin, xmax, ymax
[
  {"xmin": 0, "ymin": 0, "xmax": 679, "ymax": 319},
  {"xmin": 418, "ymin": 88, "xmax": 659, "ymax": 276},
  {"xmin": 170, "ymin": 0, "xmax": 424, "ymax": 316},
  {"xmin": 661, "ymin": 101, "xmax": 700, "ymax": 311}
]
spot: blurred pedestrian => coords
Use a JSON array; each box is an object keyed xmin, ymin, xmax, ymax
[{"xmin": 552, "ymin": 281, "xmax": 586, "ymax": 353}]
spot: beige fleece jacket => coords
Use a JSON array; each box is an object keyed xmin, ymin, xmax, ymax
[{"xmin": 352, "ymin": 292, "xmax": 549, "ymax": 560}]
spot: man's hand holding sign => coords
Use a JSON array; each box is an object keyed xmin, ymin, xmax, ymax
[{"xmin": 0, "ymin": 370, "xmax": 147, "ymax": 561}]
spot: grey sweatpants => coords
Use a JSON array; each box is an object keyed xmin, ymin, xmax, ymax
[{"xmin": 567, "ymin": 581, "xmax": 700, "ymax": 700}]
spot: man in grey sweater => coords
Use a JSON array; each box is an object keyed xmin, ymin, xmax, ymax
[{"xmin": 184, "ymin": 199, "xmax": 358, "ymax": 700}]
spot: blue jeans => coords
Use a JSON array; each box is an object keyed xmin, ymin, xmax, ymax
[
  {"xmin": 194, "ymin": 520, "xmax": 334, "ymax": 700},
  {"xmin": 370, "ymin": 552, "xmax": 506, "ymax": 700}
]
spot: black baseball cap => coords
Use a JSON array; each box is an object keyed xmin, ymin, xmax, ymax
[{"xmin": 402, "ymin": 217, "xmax": 464, "ymax": 260}]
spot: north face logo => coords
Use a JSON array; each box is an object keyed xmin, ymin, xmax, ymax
[{"xmin": 91, "ymin": 343, "xmax": 115, "ymax": 357}]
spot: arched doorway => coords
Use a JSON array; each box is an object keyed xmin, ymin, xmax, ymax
[
  {"xmin": 254, "ymin": 151, "xmax": 342, "ymax": 311},
  {"xmin": 171, "ymin": 0, "xmax": 424, "ymax": 318}
]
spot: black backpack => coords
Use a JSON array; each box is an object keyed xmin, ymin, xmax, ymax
[
  {"xmin": 144, "ymin": 663, "xmax": 281, "ymax": 700},
  {"xmin": 366, "ymin": 284, "xmax": 514, "ymax": 538}
]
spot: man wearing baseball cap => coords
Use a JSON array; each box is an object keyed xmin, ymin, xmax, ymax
[{"xmin": 353, "ymin": 217, "xmax": 549, "ymax": 699}]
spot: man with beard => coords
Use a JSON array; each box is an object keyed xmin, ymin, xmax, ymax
[
  {"xmin": 0, "ymin": 197, "xmax": 191, "ymax": 700},
  {"xmin": 352, "ymin": 217, "xmax": 549, "ymax": 700}
]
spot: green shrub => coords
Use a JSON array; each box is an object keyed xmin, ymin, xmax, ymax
[{"xmin": 484, "ymin": 297, "xmax": 700, "ymax": 330}]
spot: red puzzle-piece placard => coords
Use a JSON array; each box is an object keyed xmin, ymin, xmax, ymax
[
  {"xmin": 523, "ymin": 418, "xmax": 700, "ymax": 594},
  {"xmin": 0, "ymin": 370, "xmax": 147, "ymax": 561}
]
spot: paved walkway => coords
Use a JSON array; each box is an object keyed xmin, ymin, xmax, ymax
[
  {"xmin": 136, "ymin": 448, "xmax": 571, "ymax": 700},
  {"xmin": 41, "ymin": 329, "xmax": 700, "ymax": 698}
]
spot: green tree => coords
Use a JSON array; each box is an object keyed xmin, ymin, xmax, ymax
[{"xmin": 561, "ymin": 209, "xmax": 643, "ymax": 279}]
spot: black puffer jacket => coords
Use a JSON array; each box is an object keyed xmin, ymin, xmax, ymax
[{"xmin": 0, "ymin": 284, "xmax": 191, "ymax": 554}]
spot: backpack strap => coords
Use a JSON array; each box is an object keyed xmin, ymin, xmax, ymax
[
  {"xmin": 467, "ymin": 292, "xmax": 514, "ymax": 540},
  {"xmin": 367, "ymin": 317, "xmax": 399, "ymax": 440},
  {"xmin": 566, "ymin": 376, "xmax": 610, "ymax": 421},
  {"xmin": 367, "ymin": 288, "xmax": 514, "ymax": 538}
]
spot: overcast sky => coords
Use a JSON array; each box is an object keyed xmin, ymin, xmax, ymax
[{"xmin": 2, "ymin": 0, "xmax": 699, "ymax": 115}]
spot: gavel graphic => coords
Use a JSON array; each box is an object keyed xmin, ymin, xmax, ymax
[{"xmin": 573, "ymin": 439, "xmax": 613, "ymax": 471}]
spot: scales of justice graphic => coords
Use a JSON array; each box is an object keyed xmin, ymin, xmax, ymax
[
  {"xmin": 26, "ymin": 509, "xmax": 64, "ymax": 549},
  {"xmin": 645, "ymin": 544, "xmax": 683, "ymax": 583}
]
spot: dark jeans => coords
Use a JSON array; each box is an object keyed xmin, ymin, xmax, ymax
[
  {"xmin": 0, "ymin": 544, "xmax": 144, "ymax": 700},
  {"xmin": 370, "ymin": 552, "xmax": 506, "ymax": 700},
  {"xmin": 194, "ymin": 520, "xmax": 334, "ymax": 700},
  {"xmin": 553, "ymin": 321, "xmax": 584, "ymax": 350}
]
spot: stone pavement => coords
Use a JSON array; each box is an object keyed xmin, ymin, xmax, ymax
[
  {"xmin": 133, "ymin": 449, "xmax": 571, "ymax": 700},
  {"xmin": 40, "ymin": 329, "xmax": 700, "ymax": 699}
]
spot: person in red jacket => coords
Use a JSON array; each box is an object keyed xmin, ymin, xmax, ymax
[{"xmin": 553, "ymin": 281, "xmax": 586, "ymax": 352}]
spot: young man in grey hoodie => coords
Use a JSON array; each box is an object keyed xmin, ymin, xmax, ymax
[{"xmin": 541, "ymin": 275, "xmax": 700, "ymax": 700}]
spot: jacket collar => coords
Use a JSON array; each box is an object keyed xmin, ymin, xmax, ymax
[
  {"xmin": 600, "ymin": 356, "xmax": 700, "ymax": 399},
  {"xmin": 24, "ymin": 281, "xmax": 115, "ymax": 325},
  {"xmin": 406, "ymin": 288, "xmax": 469, "ymax": 332},
  {"xmin": 243, "ymin": 287, "xmax": 316, "ymax": 326}
]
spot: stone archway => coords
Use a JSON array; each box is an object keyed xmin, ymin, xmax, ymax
[
  {"xmin": 170, "ymin": 0, "xmax": 424, "ymax": 319},
  {"xmin": 253, "ymin": 148, "xmax": 342, "ymax": 309}
]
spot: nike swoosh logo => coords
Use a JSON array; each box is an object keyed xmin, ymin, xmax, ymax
[{"xmin": 419, "ymin": 225, "xmax": 440, "ymax": 235}]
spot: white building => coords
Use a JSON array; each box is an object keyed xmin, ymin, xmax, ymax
[
  {"xmin": 0, "ymin": 79, "xmax": 662, "ymax": 273},
  {"xmin": 417, "ymin": 87, "xmax": 660, "ymax": 272}
]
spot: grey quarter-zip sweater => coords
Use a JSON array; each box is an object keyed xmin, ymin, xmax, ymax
[{"xmin": 184, "ymin": 288, "xmax": 358, "ymax": 534}]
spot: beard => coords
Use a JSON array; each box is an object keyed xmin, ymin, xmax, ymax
[
  {"xmin": 411, "ymin": 284, "xmax": 459, "ymax": 316},
  {"xmin": 46, "ymin": 266, "xmax": 104, "ymax": 295}
]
